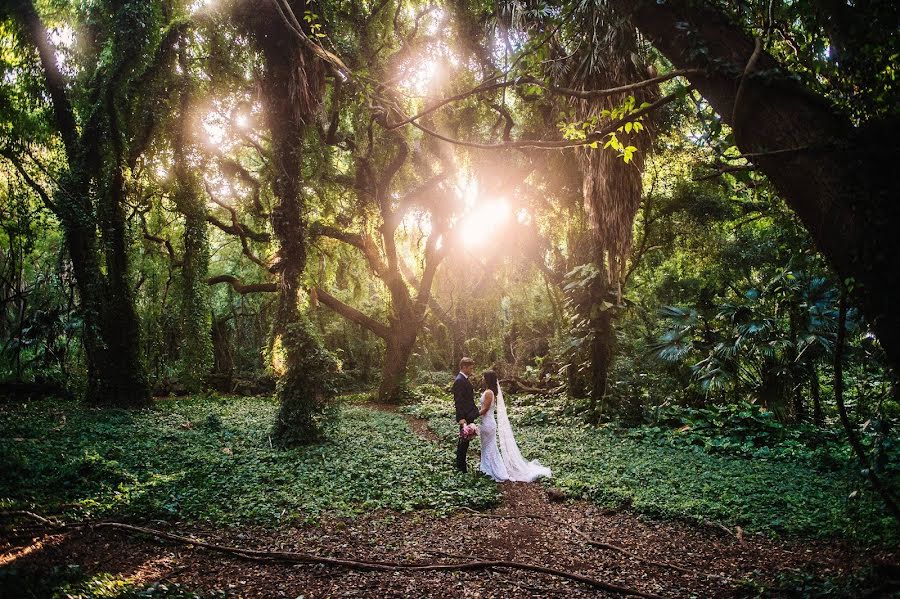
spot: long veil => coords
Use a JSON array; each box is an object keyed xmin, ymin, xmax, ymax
[{"xmin": 495, "ymin": 384, "xmax": 552, "ymax": 482}]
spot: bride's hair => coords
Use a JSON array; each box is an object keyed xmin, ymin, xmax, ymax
[{"xmin": 483, "ymin": 370, "xmax": 499, "ymax": 397}]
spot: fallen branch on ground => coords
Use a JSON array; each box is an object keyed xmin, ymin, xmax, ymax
[
  {"xmin": 0, "ymin": 510, "xmax": 63, "ymax": 527},
  {"xmin": 0, "ymin": 512, "xmax": 661, "ymax": 598}
]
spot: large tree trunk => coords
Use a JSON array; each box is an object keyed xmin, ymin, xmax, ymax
[
  {"xmin": 95, "ymin": 167, "xmax": 150, "ymax": 406},
  {"xmin": 236, "ymin": 0, "xmax": 332, "ymax": 443},
  {"xmin": 173, "ymin": 60, "xmax": 212, "ymax": 393},
  {"xmin": 589, "ymin": 308, "xmax": 614, "ymax": 420},
  {"xmin": 59, "ymin": 193, "xmax": 106, "ymax": 399},
  {"xmin": 614, "ymin": 0, "xmax": 900, "ymax": 373},
  {"xmin": 378, "ymin": 325, "xmax": 420, "ymax": 403},
  {"xmin": 12, "ymin": 0, "xmax": 152, "ymax": 406}
]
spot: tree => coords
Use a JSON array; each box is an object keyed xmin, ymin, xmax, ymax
[
  {"xmin": 4, "ymin": 0, "xmax": 179, "ymax": 405},
  {"xmin": 610, "ymin": 0, "xmax": 900, "ymax": 379},
  {"xmin": 311, "ymin": 136, "xmax": 455, "ymax": 402},
  {"xmin": 229, "ymin": 0, "xmax": 337, "ymax": 443},
  {"xmin": 170, "ymin": 45, "xmax": 213, "ymax": 392},
  {"xmin": 555, "ymin": 3, "xmax": 657, "ymax": 418}
]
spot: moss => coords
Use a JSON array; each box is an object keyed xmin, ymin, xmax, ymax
[{"xmin": 272, "ymin": 314, "xmax": 340, "ymax": 445}]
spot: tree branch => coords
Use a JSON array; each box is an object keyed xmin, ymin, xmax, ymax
[
  {"xmin": 311, "ymin": 223, "xmax": 388, "ymax": 276},
  {"xmin": 0, "ymin": 148, "xmax": 57, "ymax": 213},
  {"xmin": 314, "ymin": 287, "xmax": 391, "ymax": 339},
  {"xmin": 140, "ymin": 214, "xmax": 182, "ymax": 267},
  {"xmin": 207, "ymin": 274, "xmax": 277, "ymax": 294},
  {"xmin": 204, "ymin": 181, "xmax": 273, "ymax": 272},
  {"xmin": 408, "ymin": 90, "xmax": 685, "ymax": 150},
  {"xmin": 0, "ymin": 513, "xmax": 662, "ymax": 598},
  {"xmin": 10, "ymin": 0, "xmax": 79, "ymax": 161},
  {"xmin": 834, "ymin": 287, "xmax": 900, "ymax": 523}
]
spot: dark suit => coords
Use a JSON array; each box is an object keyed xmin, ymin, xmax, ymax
[{"xmin": 453, "ymin": 372, "xmax": 478, "ymax": 472}]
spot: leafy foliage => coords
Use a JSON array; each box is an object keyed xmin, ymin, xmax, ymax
[
  {"xmin": 0, "ymin": 395, "xmax": 499, "ymax": 524},
  {"xmin": 406, "ymin": 388, "xmax": 899, "ymax": 545},
  {"xmin": 272, "ymin": 315, "xmax": 340, "ymax": 445}
]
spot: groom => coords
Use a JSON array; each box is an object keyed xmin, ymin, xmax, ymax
[{"xmin": 453, "ymin": 357, "xmax": 478, "ymax": 473}]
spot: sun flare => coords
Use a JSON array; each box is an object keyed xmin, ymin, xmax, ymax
[{"xmin": 458, "ymin": 197, "xmax": 511, "ymax": 248}]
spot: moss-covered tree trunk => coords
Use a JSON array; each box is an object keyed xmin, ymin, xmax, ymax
[
  {"xmin": 172, "ymin": 50, "xmax": 212, "ymax": 392},
  {"xmin": 613, "ymin": 0, "xmax": 900, "ymax": 377},
  {"xmin": 56, "ymin": 174, "xmax": 108, "ymax": 399},
  {"xmin": 564, "ymin": 6, "xmax": 656, "ymax": 419},
  {"xmin": 95, "ymin": 149, "xmax": 150, "ymax": 405},
  {"xmin": 234, "ymin": 0, "xmax": 335, "ymax": 443},
  {"xmin": 11, "ymin": 0, "xmax": 154, "ymax": 406}
]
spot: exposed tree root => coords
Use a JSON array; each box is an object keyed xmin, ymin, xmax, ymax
[{"xmin": 0, "ymin": 512, "xmax": 662, "ymax": 598}]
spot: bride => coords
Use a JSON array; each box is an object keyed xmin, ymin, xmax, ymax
[{"xmin": 478, "ymin": 370, "xmax": 552, "ymax": 482}]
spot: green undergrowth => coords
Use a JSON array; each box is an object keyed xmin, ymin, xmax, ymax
[
  {"xmin": 0, "ymin": 394, "xmax": 499, "ymax": 525},
  {"xmin": 403, "ymin": 392, "xmax": 899, "ymax": 546}
]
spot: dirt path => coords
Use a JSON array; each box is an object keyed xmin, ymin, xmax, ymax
[{"xmin": 2, "ymin": 404, "xmax": 896, "ymax": 597}]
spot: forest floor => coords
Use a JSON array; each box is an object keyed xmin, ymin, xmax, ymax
[{"xmin": 1, "ymin": 396, "xmax": 898, "ymax": 597}]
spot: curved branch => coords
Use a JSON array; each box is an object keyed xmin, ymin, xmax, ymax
[
  {"xmin": 10, "ymin": 0, "xmax": 79, "ymax": 161},
  {"xmin": 271, "ymin": 0, "xmax": 351, "ymax": 77},
  {"xmin": 140, "ymin": 215, "xmax": 182, "ymax": 267},
  {"xmin": 312, "ymin": 224, "xmax": 387, "ymax": 276},
  {"xmin": 731, "ymin": 37, "xmax": 763, "ymax": 128},
  {"xmin": 532, "ymin": 69, "xmax": 702, "ymax": 100},
  {"xmin": 204, "ymin": 181, "xmax": 273, "ymax": 272},
  {"xmin": 0, "ymin": 149, "xmax": 57, "ymax": 213},
  {"xmin": 207, "ymin": 274, "xmax": 277, "ymax": 294},
  {"xmin": 383, "ymin": 70, "xmax": 700, "ymax": 131},
  {"xmin": 408, "ymin": 89, "xmax": 684, "ymax": 150},
  {"xmin": 314, "ymin": 287, "xmax": 391, "ymax": 339},
  {"xmin": 0, "ymin": 514, "xmax": 661, "ymax": 598}
]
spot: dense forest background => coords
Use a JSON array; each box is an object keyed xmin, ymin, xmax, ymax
[
  {"xmin": 1, "ymin": 0, "xmax": 899, "ymax": 594},
  {"xmin": 2, "ymin": 0, "xmax": 898, "ymax": 444}
]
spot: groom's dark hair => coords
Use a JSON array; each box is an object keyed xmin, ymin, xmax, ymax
[
  {"xmin": 459, "ymin": 357, "xmax": 475, "ymax": 370},
  {"xmin": 483, "ymin": 370, "xmax": 499, "ymax": 397}
]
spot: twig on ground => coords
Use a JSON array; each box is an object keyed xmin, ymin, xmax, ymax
[
  {"xmin": 703, "ymin": 519, "xmax": 741, "ymax": 541},
  {"xmin": 0, "ymin": 510, "xmax": 63, "ymax": 528}
]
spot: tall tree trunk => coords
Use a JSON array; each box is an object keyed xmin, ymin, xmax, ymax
[
  {"xmin": 173, "ymin": 54, "xmax": 212, "ymax": 393},
  {"xmin": 211, "ymin": 316, "xmax": 234, "ymax": 377},
  {"xmin": 614, "ymin": 0, "xmax": 900, "ymax": 375},
  {"xmin": 563, "ymin": 6, "xmax": 655, "ymax": 417},
  {"xmin": 834, "ymin": 288, "xmax": 900, "ymax": 523},
  {"xmin": 590, "ymin": 308, "xmax": 614, "ymax": 420},
  {"xmin": 12, "ymin": 0, "xmax": 151, "ymax": 406},
  {"xmin": 378, "ymin": 324, "xmax": 419, "ymax": 403},
  {"xmin": 63, "ymin": 217, "xmax": 105, "ymax": 399},
  {"xmin": 236, "ymin": 0, "xmax": 332, "ymax": 443},
  {"xmin": 94, "ymin": 161, "xmax": 149, "ymax": 405}
]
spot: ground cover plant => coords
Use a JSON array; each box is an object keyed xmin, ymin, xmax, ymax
[
  {"xmin": 2, "ymin": 0, "xmax": 899, "ymax": 594},
  {"xmin": 404, "ymin": 391, "xmax": 900, "ymax": 546},
  {"xmin": 0, "ymin": 394, "xmax": 498, "ymax": 525}
]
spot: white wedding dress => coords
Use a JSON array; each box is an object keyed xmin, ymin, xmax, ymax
[{"xmin": 479, "ymin": 385, "xmax": 552, "ymax": 482}]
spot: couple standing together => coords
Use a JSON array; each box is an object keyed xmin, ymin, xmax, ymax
[{"xmin": 453, "ymin": 357, "xmax": 552, "ymax": 482}]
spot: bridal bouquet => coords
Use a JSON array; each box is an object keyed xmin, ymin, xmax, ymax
[{"xmin": 460, "ymin": 423, "xmax": 478, "ymax": 440}]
